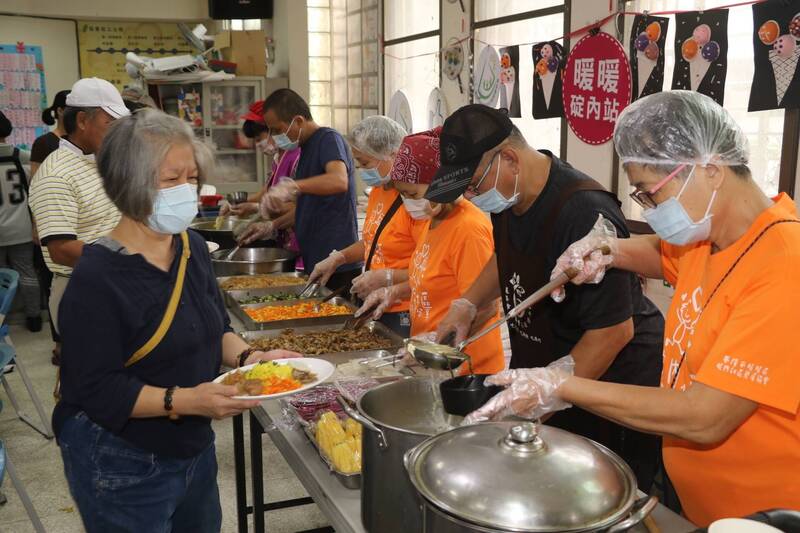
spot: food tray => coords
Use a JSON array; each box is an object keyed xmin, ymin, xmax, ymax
[
  {"xmin": 224, "ymin": 285, "xmax": 332, "ymax": 309},
  {"xmin": 302, "ymin": 422, "xmax": 361, "ymax": 490},
  {"xmin": 231, "ymin": 297, "xmax": 357, "ymax": 331},
  {"xmin": 216, "ymin": 271, "xmax": 307, "ymax": 291}
]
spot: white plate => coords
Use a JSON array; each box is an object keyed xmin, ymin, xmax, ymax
[
  {"xmin": 206, "ymin": 241, "xmax": 220, "ymax": 253},
  {"xmin": 709, "ymin": 519, "xmax": 783, "ymax": 533},
  {"xmin": 214, "ymin": 358, "xmax": 335, "ymax": 400}
]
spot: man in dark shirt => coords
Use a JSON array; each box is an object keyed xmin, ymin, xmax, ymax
[
  {"xmin": 260, "ymin": 89, "xmax": 361, "ymax": 290},
  {"xmin": 430, "ymin": 104, "xmax": 664, "ymax": 491}
]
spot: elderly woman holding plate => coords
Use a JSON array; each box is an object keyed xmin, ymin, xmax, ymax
[{"xmin": 54, "ymin": 109, "xmax": 298, "ymax": 533}]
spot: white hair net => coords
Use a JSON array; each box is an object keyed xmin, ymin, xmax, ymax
[
  {"xmin": 348, "ymin": 115, "xmax": 407, "ymax": 161},
  {"xmin": 614, "ymin": 90, "xmax": 749, "ymax": 168}
]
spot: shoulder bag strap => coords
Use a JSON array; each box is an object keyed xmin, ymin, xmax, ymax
[{"xmin": 365, "ymin": 194, "xmax": 404, "ymax": 271}]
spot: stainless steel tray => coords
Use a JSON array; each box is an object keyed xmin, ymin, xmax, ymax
[
  {"xmin": 224, "ymin": 285, "xmax": 332, "ymax": 309},
  {"xmin": 217, "ymin": 271, "xmax": 307, "ymax": 298},
  {"xmin": 239, "ymin": 322, "xmax": 403, "ymax": 365},
  {"xmin": 231, "ymin": 296, "xmax": 357, "ymax": 331},
  {"xmin": 302, "ymin": 423, "xmax": 361, "ymax": 490}
]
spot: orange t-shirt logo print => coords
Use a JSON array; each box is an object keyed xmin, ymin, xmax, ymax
[{"xmin": 664, "ymin": 286, "xmax": 702, "ymax": 391}]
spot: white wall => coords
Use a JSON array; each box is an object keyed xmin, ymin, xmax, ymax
[
  {"xmin": 0, "ymin": 15, "xmax": 80, "ymax": 102},
  {"xmin": 264, "ymin": 0, "xmax": 289, "ymax": 80},
  {"xmin": 284, "ymin": 0, "xmax": 308, "ymax": 101},
  {"xmin": 440, "ymin": 0, "xmax": 471, "ymax": 115},
  {"xmin": 0, "ymin": 0, "xmax": 207, "ymax": 20}
]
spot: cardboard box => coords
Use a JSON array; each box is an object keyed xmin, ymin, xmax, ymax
[{"xmin": 217, "ymin": 30, "xmax": 266, "ymax": 77}]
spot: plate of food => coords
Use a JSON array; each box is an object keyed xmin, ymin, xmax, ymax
[{"xmin": 215, "ymin": 358, "xmax": 335, "ymax": 400}]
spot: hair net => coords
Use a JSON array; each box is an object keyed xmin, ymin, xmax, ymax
[
  {"xmin": 614, "ymin": 90, "xmax": 749, "ymax": 168},
  {"xmin": 349, "ymin": 115, "xmax": 407, "ymax": 161}
]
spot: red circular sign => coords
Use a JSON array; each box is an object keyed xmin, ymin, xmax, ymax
[{"xmin": 563, "ymin": 32, "xmax": 632, "ymax": 145}]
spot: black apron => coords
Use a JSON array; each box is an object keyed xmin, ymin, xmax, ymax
[{"xmin": 496, "ymin": 178, "xmax": 659, "ymax": 491}]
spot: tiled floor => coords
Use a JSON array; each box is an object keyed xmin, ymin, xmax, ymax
[{"xmin": 0, "ymin": 324, "xmax": 329, "ymax": 533}]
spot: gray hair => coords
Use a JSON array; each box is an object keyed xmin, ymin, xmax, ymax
[
  {"xmin": 348, "ymin": 115, "xmax": 407, "ymax": 161},
  {"xmin": 97, "ymin": 108, "xmax": 215, "ymax": 222}
]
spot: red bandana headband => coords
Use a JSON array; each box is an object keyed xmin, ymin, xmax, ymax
[{"xmin": 390, "ymin": 127, "xmax": 442, "ymax": 184}]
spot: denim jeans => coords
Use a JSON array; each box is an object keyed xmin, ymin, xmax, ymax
[{"xmin": 58, "ymin": 412, "xmax": 222, "ymax": 533}]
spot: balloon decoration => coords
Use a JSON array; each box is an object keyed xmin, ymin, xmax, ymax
[
  {"xmin": 630, "ymin": 15, "xmax": 669, "ymax": 101},
  {"xmin": 532, "ymin": 40, "xmax": 565, "ymax": 119},
  {"xmin": 499, "ymin": 45, "xmax": 521, "ymax": 117},
  {"xmin": 749, "ymin": 4, "xmax": 800, "ymax": 111},
  {"xmin": 671, "ymin": 11, "xmax": 728, "ymax": 105}
]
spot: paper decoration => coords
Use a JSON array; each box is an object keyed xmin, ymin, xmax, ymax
[
  {"xmin": 388, "ymin": 90, "xmax": 413, "ymax": 133},
  {"xmin": 563, "ymin": 32, "xmax": 631, "ymax": 145},
  {"xmin": 532, "ymin": 41, "xmax": 565, "ymax": 119},
  {"xmin": 0, "ymin": 43, "xmax": 48, "ymax": 150},
  {"xmin": 630, "ymin": 15, "xmax": 669, "ymax": 100},
  {"xmin": 442, "ymin": 38, "xmax": 465, "ymax": 94},
  {"xmin": 749, "ymin": 4, "xmax": 800, "ymax": 111},
  {"xmin": 474, "ymin": 45, "xmax": 500, "ymax": 107},
  {"xmin": 671, "ymin": 11, "xmax": 728, "ymax": 105},
  {"xmin": 498, "ymin": 46, "xmax": 521, "ymax": 117},
  {"xmin": 426, "ymin": 87, "xmax": 447, "ymax": 129}
]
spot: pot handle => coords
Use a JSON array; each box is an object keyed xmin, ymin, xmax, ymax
[
  {"xmin": 606, "ymin": 496, "xmax": 658, "ymax": 533},
  {"xmin": 336, "ymin": 395, "xmax": 389, "ymax": 450}
]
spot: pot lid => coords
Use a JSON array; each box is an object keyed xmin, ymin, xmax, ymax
[{"xmin": 406, "ymin": 422, "xmax": 637, "ymax": 533}]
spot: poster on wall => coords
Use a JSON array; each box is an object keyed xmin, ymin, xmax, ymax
[
  {"xmin": 563, "ymin": 32, "xmax": 631, "ymax": 145},
  {"xmin": 532, "ymin": 41, "xmax": 565, "ymax": 119},
  {"xmin": 78, "ymin": 21, "xmax": 190, "ymax": 91},
  {"xmin": 671, "ymin": 10, "xmax": 728, "ymax": 105},
  {"xmin": 427, "ymin": 87, "xmax": 447, "ymax": 129},
  {"xmin": 499, "ymin": 46, "xmax": 521, "ymax": 117},
  {"xmin": 749, "ymin": 5, "xmax": 800, "ymax": 111},
  {"xmin": 474, "ymin": 45, "xmax": 500, "ymax": 107},
  {"xmin": 0, "ymin": 43, "xmax": 48, "ymax": 150},
  {"xmin": 630, "ymin": 15, "xmax": 669, "ymax": 100},
  {"xmin": 388, "ymin": 90, "xmax": 413, "ymax": 133}
]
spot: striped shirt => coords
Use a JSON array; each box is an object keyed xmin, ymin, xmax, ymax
[{"xmin": 29, "ymin": 138, "xmax": 120, "ymax": 276}]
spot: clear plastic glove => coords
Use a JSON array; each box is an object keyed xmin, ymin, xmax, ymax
[
  {"xmin": 227, "ymin": 202, "xmax": 259, "ymax": 217},
  {"xmin": 351, "ymin": 269, "xmax": 393, "ymax": 300},
  {"xmin": 462, "ymin": 355, "xmax": 575, "ymax": 425},
  {"xmin": 262, "ymin": 178, "xmax": 300, "ymax": 216},
  {"xmin": 550, "ymin": 214, "xmax": 618, "ymax": 303},
  {"xmin": 435, "ymin": 298, "xmax": 478, "ymax": 346},
  {"xmin": 354, "ymin": 285, "xmax": 402, "ymax": 320},
  {"xmin": 308, "ymin": 250, "xmax": 346, "ymax": 286},
  {"xmin": 236, "ymin": 220, "xmax": 275, "ymax": 245}
]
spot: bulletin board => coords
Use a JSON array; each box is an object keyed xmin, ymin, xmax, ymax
[
  {"xmin": 0, "ymin": 43, "xmax": 48, "ymax": 150},
  {"xmin": 78, "ymin": 21, "xmax": 191, "ymax": 91}
]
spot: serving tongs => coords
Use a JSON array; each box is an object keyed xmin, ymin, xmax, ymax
[
  {"xmin": 312, "ymin": 285, "xmax": 347, "ymax": 312},
  {"xmin": 299, "ymin": 281, "xmax": 321, "ymax": 299}
]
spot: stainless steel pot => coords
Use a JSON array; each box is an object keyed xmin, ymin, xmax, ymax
[
  {"xmin": 190, "ymin": 216, "xmax": 250, "ymax": 249},
  {"xmin": 337, "ymin": 378, "xmax": 462, "ymax": 533},
  {"xmin": 404, "ymin": 422, "xmax": 657, "ymax": 533},
  {"xmin": 211, "ymin": 247, "xmax": 296, "ymax": 276}
]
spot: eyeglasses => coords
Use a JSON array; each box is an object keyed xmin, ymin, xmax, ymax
[
  {"xmin": 629, "ymin": 163, "xmax": 687, "ymax": 210},
  {"xmin": 465, "ymin": 151, "xmax": 500, "ymax": 198}
]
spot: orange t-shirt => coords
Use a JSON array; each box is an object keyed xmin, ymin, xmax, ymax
[
  {"xmin": 659, "ymin": 193, "xmax": 800, "ymax": 527},
  {"xmin": 408, "ymin": 200, "xmax": 505, "ymax": 374},
  {"xmin": 362, "ymin": 186, "xmax": 425, "ymax": 313}
]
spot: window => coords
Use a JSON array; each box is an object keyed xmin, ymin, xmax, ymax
[
  {"xmin": 472, "ymin": 4, "xmax": 566, "ymax": 156},
  {"xmin": 622, "ymin": 0, "xmax": 796, "ymax": 222},
  {"xmin": 382, "ymin": 0, "xmax": 441, "ymax": 133}
]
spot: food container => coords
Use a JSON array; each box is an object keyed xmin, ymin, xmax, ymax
[
  {"xmin": 439, "ymin": 374, "xmax": 503, "ymax": 416},
  {"xmin": 212, "ymin": 247, "xmax": 296, "ymax": 277},
  {"xmin": 217, "ymin": 271, "xmax": 307, "ymax": 292},
  {"xmin": 200, "ymin": 194, "xmax": 224, "ymax": 207},
  {"xmin": 404, "ymin": 421, "xmax": 657, "ymax": 533},
  {"xmin": 190, "ymin": 216, "xmax": 250, "ymax": 249},
  {"xmin": 223, "ymin": 284, "xmax": 332, "ymax": 309},
  {"xmin": 303, "ymin": 423, "xmax": 362, "ymax": 490},
  {"xmin": 232, "ymin": 297, "xmax": 356, "ymax": 331}
]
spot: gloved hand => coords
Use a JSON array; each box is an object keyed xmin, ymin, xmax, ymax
[
  {"xmin": 354, "ymin": 285, "xmax": 402, "ymax": 320},
  {"xmin": 351, "ymin": 269, "xmax": 394, "ymax": 300},
  {"xmin": 261, "ymin": 178, "xmax": 300, "ymax": 217},
  {"xmin": 308, "ymin": 250, "xmax": 346, "ymax": 286},
  {"xmin": 236, "ymin": 220, "xmax": 275, "ymax": 245},
  {"xmin": 462, "ymin": 355, "xmax": 575, "ymax": 425},
  {"xmin": 227, "ymin": 202, "xmax": 260, "ymax": 217},
  {"xmin": 550, "ymin": 214, "xmax": 618, "ymax": 303},
  {"xmin": 435, "ymin": 298, "xmax": 478, "ymax": 346}
]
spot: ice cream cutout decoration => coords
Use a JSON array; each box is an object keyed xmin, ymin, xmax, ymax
[
  {"xmin": 634, "ymin": 21, "xmax": 662, "ymax": 97},
  {"xmin": 499, "ymin": 52, "xmax": 516, "ymax": 110},
  {"xmin": 536, "ymin": 44, "xmax": 560, "ymax": 109},
  {"xmin": 681, "ymin": 23, "xmax": 720, "ymax": 91},
  {"xmin": 758, "ymin": 15, "xmax": 800, "ymax": 105}
]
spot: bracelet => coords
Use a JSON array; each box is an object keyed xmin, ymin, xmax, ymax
[
  {"xmin": 385, "ymin": 269, "xmax": 394, "ymax": 287},
  {"xmin": 238, "ymin": 347, "xmax": 257, "ymax": 367},
  {"xmin": 164, "ymin": 386, "xmax": 179, "ymax": 421}
]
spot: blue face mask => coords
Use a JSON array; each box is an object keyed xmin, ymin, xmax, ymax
[
  {"xmin": 359, "ymin": 167, "xmax": 390, "ymax": 187},
  {"xmin": 148, "ymin": 183, "xmax": 198, "ymax": 235},
  {"xmin": 273, "ymin": 117, "xmax": 301, "ymax": 151},
  {"xmin": 642, "ymin": 166, "xmax": 717, "ymax": 245},
  {"xmin": 470, "ymin": 156, "xmax": 519, "ymax": 214}
]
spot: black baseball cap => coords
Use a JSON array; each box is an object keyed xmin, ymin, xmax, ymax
[{"xmin": 425, "ymin": 104, "xmax": 513, "ymax": 203}]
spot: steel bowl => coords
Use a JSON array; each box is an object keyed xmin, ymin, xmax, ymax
[
  {"xmin": 211, "ymin": 247, "xmax": 296, "ymax": 276},
  {"xmin": 190, "ymin": 216, "xmax": 250, "ymax": 249}
]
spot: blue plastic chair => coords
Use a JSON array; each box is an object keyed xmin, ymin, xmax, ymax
[{"xmin": 0, "ymin": 269, "xmax": 53, "ymax": 438}]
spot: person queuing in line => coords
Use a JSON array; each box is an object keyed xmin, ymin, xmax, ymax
[
  {"xmin": 431, "ymin": 105, "xmax": 664, "ymax": 491},
  {"xmin": 464, "ymin": 91, "xmax": 800, "ymax": 526},
  {"xmin": 28, "ymin": 78, "xmax": 129, "ymax": 355},
  {"xmin": 232, "ymin": 100, "xmax": 302, "ymax": 268},
  {"xmin": 248, "ymin": 89, "xmax": 362, "ymax": 291},
  {"xmin": 307, "ymin": 115, "xmax": 420, "ymax": 336},
  {"xmin": 0, "ymin": 111, "xmax": 41, "ymax": 332},
  {"xmin": 55, "ymin": 109, "xmax": 299, "ymax": 533},
  {"xmin": 355, "ymin": 128, "xmax": 505, "ymax": 374}
]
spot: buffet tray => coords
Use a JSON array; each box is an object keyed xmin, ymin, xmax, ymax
[
  {"xmin": 224, "ymin": 285, "xmax": 332, "ymax": 309},
  {"xmin": 231, "ymin": 297, "xmax": 357, "ymax": 332},
  {"xmin": 217, "ymin": 271, "xmax": 307, "ymax": 292},
  {"xmin": 302, "ymin": 423, "xmax": 361, "ymax": 490}
]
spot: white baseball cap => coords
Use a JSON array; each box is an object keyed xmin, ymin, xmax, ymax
[{"xmin": 66, "ymin": 77, "xmax": 130, "ymax": 119}]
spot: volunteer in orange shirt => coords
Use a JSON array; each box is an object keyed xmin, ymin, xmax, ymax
[
  {"xmin": 355, "ymin": 128, "xmax": 504, "ymax": 374},
  {"xmin": 464, "ymin": 91, "xmax": 800, "ymax": 526},
  {"xmin": 306, "ymin": 115, "xmax": 420, "ymax": 336}
]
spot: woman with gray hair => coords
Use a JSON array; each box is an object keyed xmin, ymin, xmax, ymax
[
  {"xmin": 54, "ymin": 108, "xmax": 298, "ymax": 533},
  {"xmin": 306, "ymin": 115, "xmax": 418, "ymax": 335},
  {"xmin": 464, "ymin": 91, "xmax": 800, "ymax": 526}
]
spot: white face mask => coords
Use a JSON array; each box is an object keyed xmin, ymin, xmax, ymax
[
  {"xmin": 403, "ymin": 197, "xmax": 440, "ymax": 220},
  {"xmin": 148, "ymin": 183, "xmax": 198, "ymax": 235},
  {"xmin": 470, "ymin": 156, "xmax": 520, "ymax": 214},
  {"xmin": 256, "ymin": 138, "xmax": 276, "ymax": 155}
]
